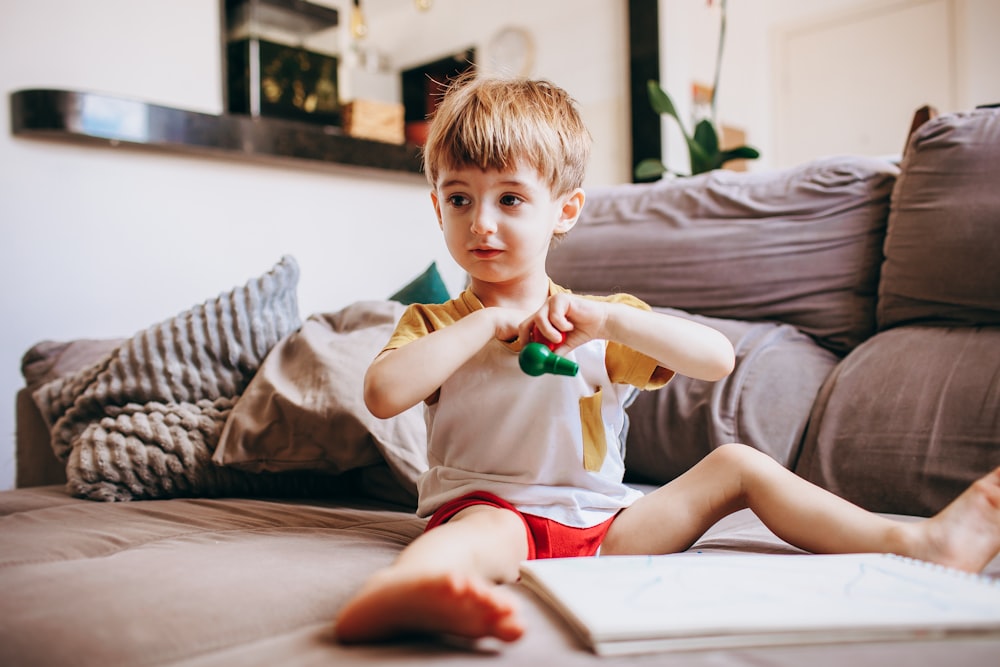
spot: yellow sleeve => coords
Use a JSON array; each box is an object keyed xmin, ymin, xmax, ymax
[
  {"xmin": 583, "ymin": 292, "xmax": 675, "ymax": 390},
  {"xmin": 383, "ymin": 300, "xmax": 466, "ymax": 352}
]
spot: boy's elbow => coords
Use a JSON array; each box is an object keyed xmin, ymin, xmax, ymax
[
  {"xmin": 364, "ymin": 391, "xmax": 393, "ymax": 420},
  {"xmin": 697, "ymin": 334, "xmax": 736, "ymax": 382},
  {"xmin": 363, "ymin": 370, "xmax": 396, "ymax": 420},
  {"xmin": 709, "ymin": 349, "xmax": 736, "ymax": 382}
]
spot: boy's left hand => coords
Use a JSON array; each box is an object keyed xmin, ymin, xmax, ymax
[{"xmin": 518, "ymin": 293, "xmax": 607, "ymax": 353}]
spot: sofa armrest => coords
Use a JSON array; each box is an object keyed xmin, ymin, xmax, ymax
[
  {"xmin": 15, "ymin": 387, "xmax": 65, "ymax": 488},
  {"xmin": 16, "ymin": 337, "xmax": 125, "ymax": 488}
]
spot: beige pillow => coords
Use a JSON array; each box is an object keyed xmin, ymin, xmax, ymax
[{"xmin": 213, "ymin": 300, "xmax": 428, "ymax": 499}]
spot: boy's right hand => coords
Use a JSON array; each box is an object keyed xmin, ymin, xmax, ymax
[{"xmin": 488, "ymin": 307, "xmax": 534, "ymax": 345}]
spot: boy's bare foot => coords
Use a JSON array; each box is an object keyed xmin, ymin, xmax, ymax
[
  {"xmin": 910, "ymin": 467, "xmax": 1000, "ymax": 573},
  {"xmin": 334, "ymin": 569, "xmax": 525, "ymax": 644}
]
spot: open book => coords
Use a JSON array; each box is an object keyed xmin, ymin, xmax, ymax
[{"xmin": 519, "ymin": 553, "xmax": 1000, "ymax": 656}]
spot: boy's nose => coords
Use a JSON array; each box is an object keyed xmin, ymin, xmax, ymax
[{"xmin": 470, "ymin": 207, "xmax": 498, "ymax": 235}]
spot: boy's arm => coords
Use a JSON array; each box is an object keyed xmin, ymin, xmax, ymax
[
  {"xmin": 529, "ymin": 294, "xmax": 735, "ymax": 383},
  {"xmin": 364, "ymin": 307, "xmax": 524, "ymax": 419}
]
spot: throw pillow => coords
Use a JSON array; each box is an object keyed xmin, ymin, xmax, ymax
[
  {"xmin": 213, "ymin": 300, "xmax": 428, "ymax": 503},
  {"xmin": 796, "ymin": 326, "xmax": 1000, "ymax": 517},
  {"xmin": 624, "ymin": 308, "xmax": 839, "ymax": 484},
  {"xmin": 31, "ymin": 256, "xmax": 311, "ymax": 501},
  {"xmin": 389, "ymin": 262, "xmax": 451, "ymax": 305},
  {"xmin": 877, "ymin": 107, "xmax": 1000, "ymax": 330}
]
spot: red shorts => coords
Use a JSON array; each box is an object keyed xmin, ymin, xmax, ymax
[{"xmin": 425, "ymin": 491, "xmax": 617, "ymax": 560}]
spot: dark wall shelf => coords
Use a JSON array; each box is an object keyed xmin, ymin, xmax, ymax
[{"xmin": 9, "ymin": 89, "xmax": 424, "ymax": 176}]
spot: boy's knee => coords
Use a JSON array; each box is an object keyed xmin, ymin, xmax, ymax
[
  {"xmin": 710, "ymin": 442, "xmax": 753, "ymax": 461},
  {"xmin": 709, "ymin": 442, "xmax": 776, "ymax": 472}
]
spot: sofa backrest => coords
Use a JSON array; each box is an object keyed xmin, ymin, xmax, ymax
[{"xmin": 548, "ymin": 156, "xmax": 898, "ymax": 356}]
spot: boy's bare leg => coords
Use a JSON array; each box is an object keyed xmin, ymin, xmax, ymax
[
  {"xmin": 603, "ymin": 443, "xmax": 1000, "ymax": 573},
  {"xmin": 335, "ymin": 505, "xmax": 529, "ymax": 644}
]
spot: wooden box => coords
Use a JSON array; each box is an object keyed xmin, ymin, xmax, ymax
[{"xmin": 342, "ymin": 99, "xmax": 405, "ymax": 145}]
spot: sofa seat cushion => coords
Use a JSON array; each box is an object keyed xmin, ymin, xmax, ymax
[
  {"xmin": 548, "ymin": 156, "xmax": 898, "ymax": 355},
  {"xmin": 0, "ymin": 487, "xmax": 425, "ymax": 666},
  {"xmin": 796, "ymin": 326, "xmax": 1000, "ymax": 516},
  {"xmin": 878, "ymin": 107, "xmax": 1000, "ymax": 330},
  {"xmin": 625, "ymin": 309, "xmax": 839, "ymax": 483},
  {"xmin": 2, "ymin": 487, "xmax": 997, "ymax": 667}
]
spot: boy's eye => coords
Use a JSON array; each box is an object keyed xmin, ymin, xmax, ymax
[
  {"xmin": 499, "ymin": 194, "xmax": 523, "ymax": 207},
  {"xmin": 447, "ymin": 194, "xmax": 470, "ymax": 207}
]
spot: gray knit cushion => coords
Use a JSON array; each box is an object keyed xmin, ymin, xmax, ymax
[{"xmin": 31, "ymin": 256, "xmax": 315, "ymax": 501}]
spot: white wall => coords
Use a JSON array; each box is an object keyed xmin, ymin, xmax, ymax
[
  {"xmin": 0, "ymin": 0, "xmax": 629, "ymax": 490},
  {"xmin": 658, "ymin": 0, "xmax": 1000, "ymax": 172}
]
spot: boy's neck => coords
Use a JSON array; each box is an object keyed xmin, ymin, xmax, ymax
[{"xmin": 470, "ymin": 274, "xmax": 552, "ymax": 310}]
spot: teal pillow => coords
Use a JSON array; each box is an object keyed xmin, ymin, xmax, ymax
[{"xmin": 389, "ymin": 262, "xmax": 451, "ymax": 305}]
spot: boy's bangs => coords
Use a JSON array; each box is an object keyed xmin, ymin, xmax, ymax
[
  {"xmin": 438, "ymin": 109, "xmax": 556, "ymax": 186},
  {"xmin": 443, "ymin": 109, "xmax": 546, "ymax": 174}
]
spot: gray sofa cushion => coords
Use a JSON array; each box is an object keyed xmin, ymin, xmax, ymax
[
  {"xmin": 548, "ymin": 156, "xmax": 898, "ymax": 355},
  {"xmin": 796, "ymin": 326, "xmax": 1000, "ymax": 516},
  {"xmin": 878, "ymin": 107, "xmax": 1000, "ymax": 330},
  {"xmin": 625, "ymin": 309, "xmax": 839, "ymax": 483}
]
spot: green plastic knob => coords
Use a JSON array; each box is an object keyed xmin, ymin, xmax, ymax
[{"xmin": 519, "ymin": 342, "xmax": 579, "ymax": 377}]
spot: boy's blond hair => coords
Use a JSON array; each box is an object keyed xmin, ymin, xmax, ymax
[{"xmin": 422, "ymin": 74, "xmax": 591, "ymax": 198}]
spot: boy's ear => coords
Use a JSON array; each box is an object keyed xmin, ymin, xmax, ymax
[
  {"xmin": 555, "ymin": 188, "xmax": 585, "ymax": 234},
  {"xmin": 430, "ymin": 190, "xmax": 444, "ymax": 229}
]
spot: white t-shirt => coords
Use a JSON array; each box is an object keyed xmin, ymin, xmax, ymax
[{"xmin": 384, "ymin": 284, "xmax": 673, "ymax": 528}]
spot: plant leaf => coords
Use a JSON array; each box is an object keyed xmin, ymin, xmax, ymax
[
  {"xmin": 646, "ymin": 80, "xmax": 690, "ymax": 140},
  {"xmin": 634, "ymin": 158, "xmax": 668, "ymax": 180},
  {"xmin": 718, "ymin": 145, "xmax": 761, "ymax": 163},
  {"xmin": 686, "ymin": 137, "xmax": 714, "ymax": 175},
  {"xmin": 692, "ymin": 119, "xmax": 719, "ymax": 157}
]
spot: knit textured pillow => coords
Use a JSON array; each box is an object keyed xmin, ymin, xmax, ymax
[{"xmin": 31, "ymin": 256, "xmax": 322, "ymax": 501}]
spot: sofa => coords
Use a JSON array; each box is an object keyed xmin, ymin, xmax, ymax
[{"xmin": 2, "ymin": 107, "xmax": 998, "ymax": 667}]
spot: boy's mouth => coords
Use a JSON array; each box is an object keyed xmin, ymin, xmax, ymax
[{"xmin": 471, "ymin": 248, "xmax": 502, "ymax": 259}]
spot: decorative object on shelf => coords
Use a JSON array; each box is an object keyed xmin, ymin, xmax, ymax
[
  {"xmin": 342, "ymin": 99, "xmax": 405, "ymax": 144},
  {"xmin": 634, "ymin": 0, "xmax": 759, "ymax": 178},
  {"xmin": 486, "ymin": 26, "xmax": 535, "ymax": 77},
  {"xmin": 401, "ymin": 48, "xmax": 475, "ymax": 147},
  {"xmin": 225, "ymin": 0, "xmax": 343, "ymax": 126}
]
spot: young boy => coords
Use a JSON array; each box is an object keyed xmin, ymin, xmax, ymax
[{"xmin": 334, "ymin": 75, "xmax": 1000, "ymax": 645}]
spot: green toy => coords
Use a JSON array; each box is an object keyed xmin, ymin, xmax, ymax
[{"xmin": 519, "ymin": 329, "xmax": 579, "ymax": 377}]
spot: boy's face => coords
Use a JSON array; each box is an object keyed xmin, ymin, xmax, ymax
[{"xmin": 431, "ymin": 160, "xmax": 583, "ymax": 293}]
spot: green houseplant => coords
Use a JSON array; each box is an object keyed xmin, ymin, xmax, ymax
[
  {"xmin": 634, "ymin": 0, "xmax": 760, "ymax": 179},
  {"xmin": 635, "ymin": 80, "xmax": 760, "ymax": 179}
]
